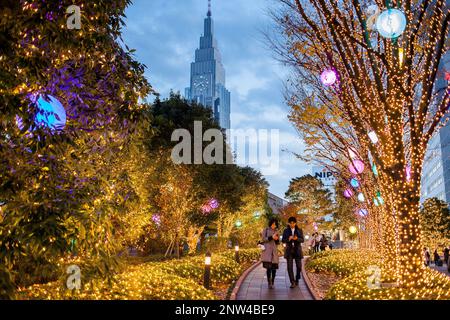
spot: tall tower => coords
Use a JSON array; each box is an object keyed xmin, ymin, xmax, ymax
[{"xmin": 185, "ymin": 0, "xmax": 231, "ymax": 129}]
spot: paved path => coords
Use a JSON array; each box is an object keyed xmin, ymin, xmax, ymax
[
  {"xmin": 236, "ymin": 258, "xmax": 313, "ymax": 300},
  {"xmin": 431, "ymin": 263, "xmax": 450, "ymax": 277}
]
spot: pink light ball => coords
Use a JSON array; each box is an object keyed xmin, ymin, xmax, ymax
[
  {"xmin": 344, "ymin": 189, "xmax": 354, "ymax": 198},
  {"xmin": 349, "ymin": 160, "xmax": 365, "ymax": 175},
  {"xmin": 320, "ymin": 69, "xmax": 338, "ymax": 86}
]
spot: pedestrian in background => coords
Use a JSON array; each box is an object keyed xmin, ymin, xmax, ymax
[
  {"xmin": 423, "ymin": 247, "xmax": 431, "ymax": 266},
  {"xmin": 260, "ymin": 218, "xmax": 280, "ymax": 289},
  {"xmin": 320, "ymin": 234, "xmax": 328, "ymax": 251},
  {"xmin": 444, "ymin": 246, "xmax": 449, "ymax": 266},
  {"xmin": 314, "ymin": 232, "xmax": 321, "ymax": 252},
  {"xmin": 433, "ymin": 249, "xmax": 442, "ymax": 266},
  {"xmin": 282, "ymin": 217, "xmax": 304, "ymax": 288}
]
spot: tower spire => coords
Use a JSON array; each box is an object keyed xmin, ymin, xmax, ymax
[{"xmin": 207, "ymin": 0, "xmax": 211, "ymax": 17}]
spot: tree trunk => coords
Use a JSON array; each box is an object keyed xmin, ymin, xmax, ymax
[{"xmin": 396, "ymin": 185, "xmax": 424, "ymax": 287}]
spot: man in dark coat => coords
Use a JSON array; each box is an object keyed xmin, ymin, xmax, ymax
[{"xmin": 282, "ymin": 216, "xmax": 304, "ymax": 288}]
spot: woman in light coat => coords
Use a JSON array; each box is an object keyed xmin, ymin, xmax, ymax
[{"xmin": 261, "ymin": 218, "xmax": 280, "ymax": 289}]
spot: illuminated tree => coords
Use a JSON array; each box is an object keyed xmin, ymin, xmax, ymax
[
  {"xmin": 0, "ymin": 0, "xmax": 152, "ymax": 298},
  {"xmin": 285, "ymin": 175, "xmax": 334, "ymax": 224},
  {"xmin": 420, "ymin": 197, "xmax": 450, "ymax": 248},
  {"xmin": 274, "ymin": 0, "xmax": 449, "ymax": 287}
]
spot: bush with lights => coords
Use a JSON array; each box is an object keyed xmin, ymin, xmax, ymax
[
  {"xmin": 18, "ymin": 248, "xmax": 261, "ymax": 300},
  {"xmin": 306, "ymin": 249, "xmax": 450, "ymax": 299}
]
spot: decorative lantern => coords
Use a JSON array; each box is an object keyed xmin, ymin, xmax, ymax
[
  {"xmin": 368, "ymin": 131, "xmax": 379, "ymax": 144},
  {"xmin": 35, "ymin": 95, "xmax": 67, "ymax": 131},
  {"xmin": 344, "ymin": 188, "xmax": 354, "ymax": 198},
  {"xmin": 376, "ymin": 192, "xmax": 384, "ymax": 205},
  {"xmin": 372, "ymin": 164, "xmax": 378, "ymax": 176},
  {"xmin": 313, "ymin": 222, "xmax": 318, "ymax": 231},
  {"xmin": 347, "ymin": 147, "xmax": 359, "ymax": 159},
  {"xmin": 235, "ymin": 220, "xmax": 242, "ymax": 228},
  {"xmin": 320, "ymin": 69, "xmax": 338, "ymax": 86},
  {"xmin": 208, "ymin": 198, "xmax": 219, "ymax": 209},
  {"xmin": 358, "ymin": 209, "xmax": 368, "ymax": 217},
  {"xmin": 376, "ymin": 9, "xmax": 407, "ymax": 39},
  {"xmin": 201, "ymin": 204, "xmax": 212, "ymax": 214},
  {"xmin": 357, "ymin": 193, "xmax": 365, "ymax": 202},
  {"xmin": 253, "ymin": 211, "xmax": 261, "ymax": 219},
  {"xmin": 152, "ymin": 214, "xmax": 161, "ymax": 226},
  {"xmin": 350, "ymin": 178, "xmax": 359, "ymax": 188},
  {"xmin": 349, "ymin": 160, "xmax": 365, "ymax": 175}
]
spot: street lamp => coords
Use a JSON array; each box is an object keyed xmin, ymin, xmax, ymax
[
  {"xmin": 204, "ymin": 251, "xmax": 211, "ymax": 289},
  {"xmin": 235, "ymin": 244, "xmax": 240, "ymax": 263}
]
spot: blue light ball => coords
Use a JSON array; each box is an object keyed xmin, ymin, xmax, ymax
[
  {"xmin": 35, "ymin": 95, "xmax": 67, "ymax": 131},
  {"xmin": 376, "ymin": 9, "xmax": 407, "ymax": 39},
  {"xmin": 350, "ymin": 178, "xmax": 359, "ymax": 188}
]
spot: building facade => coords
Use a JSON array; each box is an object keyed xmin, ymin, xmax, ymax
[
  {"xmin": 420, "ymin": 39, "xmax": 450, "ymax": 204},
  {"xmin": 268, "ymin": 192, "xmax": 288, "ymax": 215},
  {"xmin": 185, "ymin": 2, "xmax": 231, "ymax": 129}
]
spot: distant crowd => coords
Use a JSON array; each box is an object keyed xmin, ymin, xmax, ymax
[{"xmin": 423, "ymin": 246, "xmax": 450, "ymax": 272}]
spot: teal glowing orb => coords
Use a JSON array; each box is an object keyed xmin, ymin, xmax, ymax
[
  {"xmin": 376, "ymin": 9, "xmax": 407, "ymax": 39},
  {"xmin": 35, "ymin": 95, "xmax": 67, "ymax": 131},
  {"xmin": 372, "ymin": 164, "xmax": 378, "ymax": 176},
  {"xmin": 350, "ymin": 178, "xmax": 359, "ymax": 188}
]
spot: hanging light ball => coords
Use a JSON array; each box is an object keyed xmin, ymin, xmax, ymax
[
  {"xmin": 358, "ymin": 209, "xmax": 368, "ymax": 217},
  {"xmin": 320, "ymin": 69, "xmax": 338, "ymax": 86},
  {"xmin": 201, "ymin": 204, "xmax": 212, "ymax": 214},
  {"xmin": 208, "ymin": 198, "xmax": 219, "ymax": 209},
  {"xmin": 357, "ymin": 193, "xmax": 365, "ymax": 202},
  {"xmin": 235, "ymin": 220, "xmax": 242, "ymax": 228},
  {"xmin": 343, "ymin": 188, "xmax": 354, "ymax": 198},
  {"xmin": 253, "ymin": 211, "xmax": 261, "ymax": 219},
  {"xmin": 349, "ymin": 226, "xmax": 358, "ymax": 234},
  {"xmin": 376, "ymin": 8, "xmax": 407, "ymax": 39},
  {"xmin": 35, "ymin": 95, "xmax": 67, "ymax": 131},
  {"xmin": 374, "ymin": 197, "xmax": 380, "ymax": 206},
  {"xmin": 349, "ymin": 160, "xmax": 365, "ymax": 175},
  {"xmin": 152, "ymin": 214, "xmax": 161, "ymax": 226},
  {"xmin": 372, "ymin": 164, "xmax": 378, "ymax": 176},
  {"xmin": 350, "ymin": 178, "xmax": 359, "ymax": 188}
]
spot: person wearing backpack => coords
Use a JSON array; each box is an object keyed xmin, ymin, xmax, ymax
[{"xmin": 260, "ymin": 218, "xmax": 280, "ymax": 289}]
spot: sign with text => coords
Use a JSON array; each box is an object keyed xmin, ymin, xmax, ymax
[{"xmin": 312, "ymin": 166, "xmax": 337, "ymax": 186}]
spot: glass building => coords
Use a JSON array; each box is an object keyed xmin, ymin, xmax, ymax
[
  {"xmin": 420, "ymin": 39, "xmax": 450, "ymax": 204},
  {"xmin": 185, "ymin": 1, "xmax": 231, "ymax": 129}
]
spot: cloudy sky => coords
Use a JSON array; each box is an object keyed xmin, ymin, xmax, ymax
[{"xmin": 122, "ymin": 0, "xmax": 312, "ymax": 198}]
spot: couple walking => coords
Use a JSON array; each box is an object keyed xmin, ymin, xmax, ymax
[{"xmin": 260, "ymin": 217, "xmax": 304, "ymax": 289}]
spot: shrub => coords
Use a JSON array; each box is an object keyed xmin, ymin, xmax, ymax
[
  {"xmin": 326, "ymin": 268, "xmax": 450, "ymax": 300},
  {"xmin": 306, "ymin": 249, "xmax": 382, "ymax": 277},
  {"xmin": 18, "ymin": 266, "xmax": 215, "ymax": 300}
]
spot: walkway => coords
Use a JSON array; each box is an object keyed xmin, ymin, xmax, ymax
[
  {"xmin": 236, "ymin": 257, "xmax": 314, "ymax": 300},
  {"xmin": 431, "ymin": 264, "xmax": 450, "ymax": 277}
]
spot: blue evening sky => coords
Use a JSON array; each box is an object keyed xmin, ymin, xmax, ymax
[{"xmin": 122, "ymin": 0, "xmax": 312, "ymax": 198}]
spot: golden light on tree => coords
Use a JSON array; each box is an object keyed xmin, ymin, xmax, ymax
[{"xmin": 273, "ymin": 0, "xmax": 449, "ymax": 288}]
